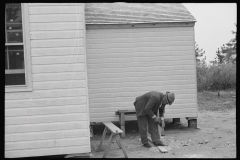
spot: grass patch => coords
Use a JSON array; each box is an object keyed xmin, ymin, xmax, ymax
[{"xmin": 197, "ymin": 89, "xmax": 236, "ymax": 111}]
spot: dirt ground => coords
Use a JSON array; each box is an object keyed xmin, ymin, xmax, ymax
[{"xmin": 90, "ymin": 90, "xmax": 236, "ymax": 158}]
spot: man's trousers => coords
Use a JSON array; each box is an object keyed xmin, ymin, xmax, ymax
[{"xmin": 137, "ymin": 115, "xmax": 161, "ymax": 145}]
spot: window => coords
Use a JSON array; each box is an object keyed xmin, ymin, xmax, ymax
[{"xmin": 5, "ymin": 3, "xmax": 32, "ymax": 92}]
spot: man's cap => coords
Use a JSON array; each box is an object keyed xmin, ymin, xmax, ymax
[{"xmin": 166, "ymin": 92, "xmax": 175, "ymax": 105}]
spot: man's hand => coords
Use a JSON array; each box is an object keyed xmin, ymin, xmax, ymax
[
  {"xmin": 153, "ymin": 117, "xmax": 161, "ymax": 123},
  {"xmin": 160, "ymin": 117, "xmax": 165, "ymax": 128},
  {"xmin": 161, "ymin": 121, "xmax": 165, "ymax": 128}
]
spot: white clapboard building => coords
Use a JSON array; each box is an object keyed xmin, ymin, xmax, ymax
[{"xmin": 5, "ymin": 3, "xmax": 197, "ymax": 158}]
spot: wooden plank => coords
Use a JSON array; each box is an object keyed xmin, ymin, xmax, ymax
[
  {"xmin": 88, "ymin": 84, "xmax": 196, "ymax": 94},
  {"xmin": 5, "ymin": 105, "xmax": 87, "ymax": 117},
  {"xmin": 90, "ymin": 94, "xmax": 197, "ymax": 104},
  {"xmin": 5, "ymin": 121, "xmax": 88, "ymax": 134},
  {"xmin": 31, "ymin": 39, "xmax": 84, "ymax": 48},
  {"xmin": 32, "ymin": 55, "xmax": 85, "ymax": 65},
  {"xmin": 5, "ymin": 129, "xmax": 89, "ymax": 142},
  {"xmin": 88, "ymin": 80, "xmax": 196, "ymax": 90},
  {"xmin": 87, "ymin": 70, "xmax": 196, "ymax": 79},
  {"xmin": 87, "ymin": 51, "xmax": 194, "ymax": 59},
  {"xmin": 88, "ymin": 75, "xmax": 196, "ymax": 84},
  {"xmin": 86, "ymin": 35, "xmax": 194, "ymax": 44},
  {"xmin": 87, "ymin": 55, "xmax": 194, "ymax": 64},
  {"xmin": 32, "ymin": 64, "xmax": 85, "ymax": 73},
  {"xmin": 91, "ymin": 104, "xmax": 196, "ymax": 113},
  {"xmin": 31, "ymin": 47, "xmax": 85, "ymax": 57},
  {"xmin": 30, "ymin": 30, "xmax": 84, "ymax": 40},
  {"xmin": 88, "ymin": 65, "xmax": 195, "ymax": 74},
  {"xmin": 157, "ymin": 146, "xmax": 168, "ymax": 153},
  {"xmin": 90, "ymin": 116, "xmax": 136, "ymax": 123},
  {"xmin": 5, "ymin": 137, "xmax": 88, "ymax": 151},
  {"xmin": 29, "ymin": 3, "xmax": 82, "ymax": 6},
  {"xmin": 5, "ymin": 113, "xmax": 88, "ymax": 125},
  {"xmin": 98, "ymin": 127, "xmax": 108, "ymax": 151},
  {"xmin": 115, "ymin": 110, "xmax": 136, "ymax": 115},
  {"xmin": 87, "ymin": 26, "xmax": 193, "ymax": 34},
  {"xmin": 89, "ymin": 99, "xmax": 197, "ymax": 109},
  {"xmin": 87, "ymin": 46, "xmax": 194, "ymax": 54},
  {"xmin": 33, "ymin": 80, "xmax": 86, "ymax": 90},
  {"xmin": 5, "ymin": 88, "xmax": 86, "ymax": 100},
  {"xmin": 5, "ymin": 145, "xmax": 89, "ymax": 158},
  {"xmin": 29, "ymin": 14, "xmax": 83, "ymax": 23},
  {"xmin": 90, "ymin": 112, "xmax": 199, "ymax": 123},
  {"xmin": 86, "ymin": 28, "xmax": 194, "ymax": 36},
  {"xmin": 89, "ymin": 93, "xmax": 196, "ymax": 104},
  {"xmin": 87, "ymin": 59, "xmax": 195, "ymax": 69},
  {"xmin": 89, "ymin": 89, "xmax": 196, "ymax": 99},
  {"xmin": 86, "ymin": 22, "xmax": 195, "ymax": 29},
  {"xmin": 5, "ymin": 97, "xmax": 87, "ymax": 109},
  {"xmin": 90, "ymin": 108, "xmax": 197, "ymax": 117},
  {"xmin": 29, "ymin": 6, "xmax": 83, "ymax": 14},
  {"xmin": 92, "ymin": 103, "xmax": 196, "ymax": 113},
  {"xmin": 86, "ymin": 30, "xmax": 193, "ymax": 39},
  {"xmin": 33, "ymin": 72, "xmax": 86, "ymax": 82},
  {"xmin": 103, "ymin": 122, "xmax": 123, "ymax": 134},
  {"xmin": 87, "ymin": 41, "xmax": 193, "ymax": 49},
  {"xmin": 65, "ymin": 153, "xmax": 92, "ymax": 158},
  {"xmin": 30, "ymin": 22, "xmax": 84, "ymax": 31}
]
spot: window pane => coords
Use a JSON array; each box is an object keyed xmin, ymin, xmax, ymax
[
  {"xmin": 6, "ymin": 24, "xmax": 22, "ymax": 31},
  {"xmin": 9, "ymin": 51, "xmax": 24, "ymax": 69},
  {"xmin": 6, "ymin": 31, "xmax": 23, "ymax": 43},
  {"xmin": 7, "ymin": 45, "xmax": 24, "ymax": 70},
  {"xmin": 5, "ymin": 73, "xmax": 25, "ymax": 86},
  {"xmin": 5, "ymin": 3, "xmax": 22, "ymax": 23}
]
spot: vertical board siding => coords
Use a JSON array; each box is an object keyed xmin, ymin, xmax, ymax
[
  {"xmin": 86, "ymin": 26, "xmax": 198, "ymax": 122},
  {"xmin": 5, "ymin": 3, "xmax": 90, "ymax": 158}
]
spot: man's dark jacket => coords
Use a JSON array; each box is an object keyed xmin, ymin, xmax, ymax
[{"xmin": 133, "ymin": 91, "xmax": 165, "ymax": 118}]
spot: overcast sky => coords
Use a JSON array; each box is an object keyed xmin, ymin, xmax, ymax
[{"xmin": 183, "ymin": 3, "xmax": 237, "ymax": 63}]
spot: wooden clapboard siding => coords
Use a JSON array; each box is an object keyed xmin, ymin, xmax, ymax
[
  {"xmin": 90, "ymin": 103, "xmax": 196, "ymax": 113},
  {"xmin": 5, "ymin": 137, "xmax": 89, "ymax": 151},
  {"xmin": 29, "ymin": 3, "xmax": 82, "ymax": 6},
  {"xmin": 5, "ymin": 105, "xmax": 87, "ymax": 117},
  {"xmin": 5, "ymin": 121, "xmax": 88, "ymax": 134},
  {"xmin": 5, "ymin": 97, "xmax": 87, "ymax": 109},
  {"xmin": 29, "ymin": 14, "xmax": 83, "ymax": 23},
  {"xmin": 30, "ymin": 30, "xmax": 84, "ymax": 40},
  {"xmin": 5, "ymin": 146, "xmax": 90, "ymax": 158},
  {"xmin": 5, "ymin": 88, "xmax": 86, "ymax": 100},
  {"xmin": 33, "ymin": 72, "xmax": 86, "ymax": 82},
  {"xmin": 5, "ymin": 129, "xmax": 88, "ymax": 142},
  {"xmin": 5, "ymin": 3, "xmax": 89, "ymax": 158},
  {"xmin": 86, "ymin": 25, "xmax": 197, "ymax": 122},
  {"xmin": 30, "ymin": 22, "xmax": 84, "ymax": 31},
  {"xmin": 29, "ymin": 6, "xmax": 83, "ymax": 14},
  {"xmin": 32, "ymin": 55, "xmax": 85, "ymax": 65},
  {"xmin": 6, "ymin": 113, "xmax": 88, "ymax": 126},
  {"xmin": 31, "ymin": 47, "xmax": 85, "ymax": 57}
]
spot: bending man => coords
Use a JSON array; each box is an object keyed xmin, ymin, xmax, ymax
[{"xmin": 133, "ymin": 91, "xmax": 175, "ymax": 147}]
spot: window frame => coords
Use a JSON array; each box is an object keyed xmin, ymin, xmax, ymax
[{"xmin": 5, "ymin": 3, "xmax": 33, "ymax": 92}]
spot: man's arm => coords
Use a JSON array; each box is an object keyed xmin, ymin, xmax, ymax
[
  {"xmin": 144, "ymin": 96, "xmax": 157, "ymax": 118},
  {"xmin": 159, "ymin": 105, "xmax": 165, "ymax": 119}
]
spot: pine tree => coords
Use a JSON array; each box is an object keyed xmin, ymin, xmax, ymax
[{"xmin": 195, "ymin": 42, "xmax": 206, "ymax": 65}]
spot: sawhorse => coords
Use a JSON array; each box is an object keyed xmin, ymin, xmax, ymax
[{"xmin": 97, "ymin": 122, "xmax": 128, "ymax": 158}]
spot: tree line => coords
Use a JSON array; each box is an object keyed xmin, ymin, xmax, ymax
[{"xmin": 195, "ymin": 23, "xmax": 236, "ymax": 92}]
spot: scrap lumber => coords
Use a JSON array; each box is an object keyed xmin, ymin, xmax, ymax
[{"xmin": 157, "ymin": 146, "xmax": 168, "ymax": 153}]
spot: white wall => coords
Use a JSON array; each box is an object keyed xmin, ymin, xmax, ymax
[
  {"xmin": 5, "ymin": 3, "xmax": 90, "ymax": 158},
  {"xmin": 86, "ymin": 24, "xmax": 198, "ymax": 122}
]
